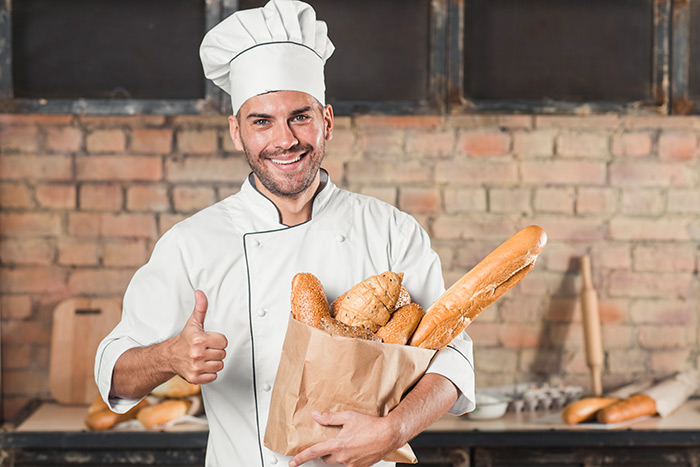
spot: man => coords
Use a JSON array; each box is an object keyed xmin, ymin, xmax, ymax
[{"xmin": 95, "ymin": 1, "xmax": 475, "ymax": 466}]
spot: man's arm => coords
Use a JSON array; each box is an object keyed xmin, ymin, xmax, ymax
[
  {"xmin": 288, "ymin": 372, "xmax": 458, "ymax": 467},
  {"xmin": 111, "ymin": 290, "xmax": 228, "ymax": 400}
]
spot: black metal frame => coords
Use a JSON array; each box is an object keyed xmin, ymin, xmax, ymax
[{"xmin": 447, "ymin": 0, "xmax": 672, "ymax": 115}]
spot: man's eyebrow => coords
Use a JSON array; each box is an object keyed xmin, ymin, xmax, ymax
[
  {"xmin": 290, "ymin": 106, "xmax": 313, "ymax": 115},
  {"xmin": 246, "ymin": 112, "xmax": 273, "ymax": 120}
]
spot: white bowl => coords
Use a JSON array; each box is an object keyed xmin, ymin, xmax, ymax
[{"xmin": 467, "ymin": 393, "xmax": 510, "ymax": 420}]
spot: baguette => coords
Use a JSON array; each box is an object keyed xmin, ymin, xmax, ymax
[
  {"xmin": 151, "ymin": 375, "xmax": 200, "ymax": 398},
  {"xmin": 409, "ymin": 225, "xmax": 547, "ymax": 350},
  {"xmin": 376, "ymin": 303, "xmax": 424, "ymax": 345},
  {"xmin": 291, "ymin": 272, "xmax": 381, "ymax": 341},
  {"xmin": 137, "ymin": 399, "xmax": 192, "ymax": 428},
  {"xmin": 596, "ymin": 393, "xmax": 657, "ymax": 424},
  {"xmin": 561, "ymin": 397, "xmax": 619, "ymax": 424}
]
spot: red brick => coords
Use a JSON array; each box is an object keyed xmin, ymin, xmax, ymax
[
  {"xmin": 406, "ymin": 130, "xmax": 455, "ymax": 157},
  {"xmin": 598, "ymin": 300, "xmax": 627, "ymax": 324},
  {"xmin": 0, "ymin": 238, "xmax": 54, "ymax": 265},
  {"xmin": 512, "ymin": 130, "xmax": 556, "ymax": 157},
  {"xmin": 629, "ymin": 299, "xmax": 695, "ymax": 324},
  {"xmin": 651, "ymin": 349, "xmax": 692, "ymax": 374},
  {"xmin": 530, "ymin": 217, "xmax": 605, "ymax": 242},
  {"xmin": 79, "ymin": 115, "xmax": 166, "ymax": 128},
  {"xmin": 536, "ymin": 115, "xmax": 622, "ymax": 129},
  {"xmin": 549, "ymin": 323, "xmax": 583, "ymax": 349},
  {"xmin": 346, "ymin": 160, "xmax": 431, "ymax": 184},
  {"xmin": 67, "ymin": 269, "xmax": 135, "ymax": 295},
  {"xmin": 68, "ymin": 212, "xmax": 101, "ymax": 237},
  {"xmin": 0, "ymin": 267, "xmax": 67, "ymax": 294},
  {"xmin": 0, "ymin": 114, "xmax": 73, "ymax": 125},
  {"xmin": 126, "ymin": 184, "xmax": 170, "ymax": 212},
  {"xmin": 432, "ymin": 214, "xmax": 515, "ymax": 241},
  {"xmin": 0, "ymin": 125, "xmax": 39, "ymax": 153},
  {"xmin": 4, "ymin": 397, "xmax": 32, "ymax": 420},
  {"xmin": 398, "ymin": 186, "xmax": 440, "ymax": 214},
  {"xmin": 79, "ymin": 184, "xmax": 123, "ymax": 211},
  {"xmin": 435, "ymin": 159, "xmax": 518, "ymax": 185},
  {"xmin": 358, "ymin": 186, "xmax": 397, "ymax": 206},
  {"xmin": 45, "ymin": 126, "xmax": 82, "ymax": 153},
  {"xmin": 534, "ymin": 187, "xmax": 575, "ymax": 214},
  {"xmin": 474, "ymin": 348, "xmax": 518, "ymax": 372},
  {"xmin": 621, "ymin": 188, "xmax": 664, "ymax": 215},
  {"xmin": 668, "ymin": 189, "xmax": 700, "ymax": 213},
  {"xmin": 2, "ymin": 345, "xmax": 34, "ymax": 369},
  {"xmin": 454, "ymin": 239, "xmax": 503, "ymax": 269},
  {"xmin": 0, "ymin": 155, "xmax": 73, "ymax": 181},
  {"xmin": 321, "ymin": 158, "xmax": 344, "ymax": 183},
  {"xmin": 354, "ymin": 115, "xmax": 442, "ymax": 130},
  {"xmin": 103, "ymin": 239, "xmax": 147, "ymax": 267},
  {"xmin": 359, "ymin": 130, "xmax": 404, "ymax": 158},
  {"xmin": 158, "ymin": 213, "xmax": 188, "ymax": 235},
  {"xmin": 543, "ymin": 243, "xmax": 586, "ymax": 272},
  {"xmin": 463, "ymin": 323, "xmax": 500, "ymax": 346},
  {"xmin": 590, "ymin": 244, "xmax": 632, "ymax": 270},
  {"xmin": 608, "ymin": 271, "xmax": 694, "ymax": 299},
  {"xmin": 325, "ymin": 128, "xmax": 356, "ymax": 156},
  {"xmin": 443, "ymin": 188, "xmax": 487, "ymax": 213},
  {"xmin": 0, "ymin": 183, "xmax": 34, "ymax": 208},
  {"xmin": 102, "ymin": 213, "xmax": 157, "ymax": 238},
  {"xmin": 165, "ymin": 156, "xmax": 250, "ymax": 183},
  {"xmin": 57, "ymin": 239, "xmax": 99, "ymax": 266},
  {"xmin": 216, "ymin": 186, "xmax": 240, "ymax": 201},
  {"xmin": 490, "ymin": 188, "xmax": 532, "ymax": 214},
  {"xmin": 3, "ymin": 369, "xmax": 49, "ymax": 395},
  {"xmin": 517, "ymin": 270, "xmax": 574, "ymax": 296},
  {"xmin": 633, "ymin": 244, "xmax": 696, "ymax": 272},
  {"xmin": 556, "ymin": 131, "xmax": 609, "ymax": 158},
  {"xmin": 519, "ymin": 348, "xmax": 563, "ymax": 374},
  {"xmin": 76, "ymin": 155, "xmax": 162, "ymax": 181},
  {"xmin": 610, "ymin": 161, "xmax": 693, "ymax": 187},
  {"xmin": 639, "ymin": 325, "xmax": 689, "ymax": 349},
  {"xmin": 546, "ymin": 298, "xmax": 580, "ymax": 323},
  {"xmin": 622, "ymin": 115, "xmax": 700, "ymax": 130},
  {"xmin": 611, "ymin": 132, "xmax": 653, "ymax": 157},
  {"xmin": 608, "ymin": 349, "xmax": 648, "ymax": 374},
  {"xmin": 86, "ymin": 129, "xmax": 126, "ymax": 153},
  {"xmin": 459, "ymin": 131, "xmax": 510, "ymax": 156},
  {"xmin": 131, "ymin": 128, "xmax": 173, "ymax": 154},
  {"xmin": 576, "ymin": 187, "xmax": 617, "ymax": 214},
  {"xmin": 173, "ymin": 186, "xmax": 216, "ymax": 212},
  {"xmin": 176, "ymin": 130, "xmax": 218, "ymax": 154},
  {"xmin": 521, "ymin": 160, "xmax": 606, "ymax": 185},
  {"xmin": 170, "ymin": 115, "xmax": 227, "ymax": 127},
  {"xmin": 35, "ymin": 183, "xmax": 76, "ymax": 209},
  {"xmin": 0, "ymin": 212, "xmax": 62, "ymax": 236},
  {"xmin": 609, "ymin": 218, "xmax": 691, "ymax": 241},
  {"xmin": 658, "ymin": 131, "xmax": 697, "ymax": 161},
  {"xmin": 498, "ymin": 296, "xmax": 544, "ymax": 323},
  {"xmin": 0, "ymin": 295, "xmax": 33, "ymax": 320}
]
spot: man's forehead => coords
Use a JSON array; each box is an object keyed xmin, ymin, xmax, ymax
[{"xmin": 240, "ymin": 90, "xmax": 320, "ymax": 117}]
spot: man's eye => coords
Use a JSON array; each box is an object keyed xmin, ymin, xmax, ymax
[
  {"xmin": 253, "ymin": 119, "xmax": 269, "ymax": 126},
  {"xmin": 292, "ymin": 115, "xmax": 309, "ymax": 122}
]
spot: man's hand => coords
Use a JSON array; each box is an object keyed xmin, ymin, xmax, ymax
[
  {"xmin": 289, "ymin": 410, "xmax": 403, "ymax": 467},
  {"xmin": 170, "ymin": 290, "xmax": 228, "ymax": 384}
]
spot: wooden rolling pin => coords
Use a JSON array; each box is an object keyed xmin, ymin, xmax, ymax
[{"xmin": 580, "ymin": 255, "xmax": 603, "ymax": 396}]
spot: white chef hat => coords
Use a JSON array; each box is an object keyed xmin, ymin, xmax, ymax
[{"xmin": 199, "ymin": 0, "xmax": 335, "ymax": 115}]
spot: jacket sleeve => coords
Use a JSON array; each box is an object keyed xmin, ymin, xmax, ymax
[
  {"xmin": 389, "ymin": 212, "xmax": 476, "ymax": 415},
  {"xmin": 94, "ymin": 227, "xmax": 195, "ymax": 414}
]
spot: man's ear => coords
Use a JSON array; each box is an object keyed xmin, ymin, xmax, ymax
[
  {"xmin": 323, "ymin": 104, "xmax": 334, "ymax": 142},
  {"xmin": 228, "ymin": 115, "xmax": 244, "ymax": 152}
]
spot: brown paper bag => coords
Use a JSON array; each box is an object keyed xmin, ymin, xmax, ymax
[{"xmin": 264, "ymin": 316, "xmax": 436, "ymax": 464}]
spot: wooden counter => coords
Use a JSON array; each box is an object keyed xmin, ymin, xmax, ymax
[{"xmin": 3, "ymin": 399, "xmax": 700, "ymax": 466}]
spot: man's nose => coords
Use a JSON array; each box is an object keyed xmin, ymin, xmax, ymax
[{"xmin": 272, "ymin": 121, "xmax": 299, "ymax": 149}]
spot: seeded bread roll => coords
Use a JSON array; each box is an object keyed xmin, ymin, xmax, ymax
[
  {"xmin": 410, "ymin": 225, "xmax": 547, "ymax": 350},
  {"xmin": 291, "ymin": 273, "xmax": 381, "ymax": 341},
  {"xmin": 376, "ymin": 303, "xmax": 424, "ymax": 345}
]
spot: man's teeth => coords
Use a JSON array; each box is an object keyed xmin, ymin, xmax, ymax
[{"xmin": 271, "ymin": 155, "xmax": 302, "ymax": 165}]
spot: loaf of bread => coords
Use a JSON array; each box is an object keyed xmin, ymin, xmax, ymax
[
  {"xmin": 394, "ymin": 285, "xmax": 411, "ymax": 310},
  {"xmin": 409, "ymin": 225, "xmax": 547, "ymax": 350},
  {"xmin": 137, "ymin": 399, "xmax": 192, "ymax": 428},
  {"xmin": 151, "ymin": 375, "xmax": 200, "ymax": 398},
  {"xmin": 561, "ymin": 397, "xmax": 619, "ymax": 424},
  {"xmin": 84, "ymin": 396, "xmax": 150, "ymax": 431},
  {"xmin": 376, "ymin": 303, "xmax": 424, "ymax": 345},
  {"xmin": 291, "ymin": 272, "xmax": 381, "ymax": 341},
  {"xmin": 331, "ymin": 271, "xmax": 403, "ymax": 332},
  {"xmin": 596, "ymin": 393, "xmax": 657, "ymax": 424}
]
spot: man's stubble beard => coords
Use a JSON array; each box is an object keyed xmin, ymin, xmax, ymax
[{"xmin": 243, "ymin": 139, "xmax": 325, "ymax": 199}]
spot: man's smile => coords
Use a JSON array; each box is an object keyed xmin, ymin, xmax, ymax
[{"xmin": 270, "ymin": 153, "xmax": 304, "ymax": 165}]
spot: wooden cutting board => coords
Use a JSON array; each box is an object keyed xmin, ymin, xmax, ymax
[{"xmin": 49, "ymin": 298, "xmax": 122, "ymax": 405}]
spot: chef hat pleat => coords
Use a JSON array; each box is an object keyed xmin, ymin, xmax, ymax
[{"xmin": 199, "ymin": 0, "xmax": 334, "ymax": 115}]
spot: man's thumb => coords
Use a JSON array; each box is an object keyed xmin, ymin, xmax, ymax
[{"xmin": 191, "ymin": 290, "xmax": 209, "ymax": 327}]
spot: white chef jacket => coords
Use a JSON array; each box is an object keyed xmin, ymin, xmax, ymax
[{"xmin": 95, "ymin": 170, "xmax": 475, "ymax": 467}]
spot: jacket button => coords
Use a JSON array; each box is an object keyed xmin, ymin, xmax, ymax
[
  {"xmin": 262, "ymin": 383, "xmax": 272, "ymax": 392},
  {"xmin": 336, "ymin": 234, "xmax": 345, "ymax": 243},
  {"xmin": 258, "ymin": 309, "xmax": 267, "ymax": 317},
  {"xmin": 268, "ymin": 456, "xmax": 278, "ymax": 465},
  {"xmin": 250, "ymin": 239, "xmax": 260, "ymax": 247}
]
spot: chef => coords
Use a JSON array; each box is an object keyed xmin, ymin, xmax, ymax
[{"xmin": 94, "ymin": 1, "xmax": 475, "ymax": 466}]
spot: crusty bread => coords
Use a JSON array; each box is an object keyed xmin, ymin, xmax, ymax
[
  {"xmin": 597, "ymin": 393, "xmax": 657, "ymax": 424},
  {"xmin": 376, "ymin": 303, "xmax": 424, "ymax": 345},
  {"xmin": 394, "ymin": 285, "xmax": 412, "ymax": 310},
  {"xmin": 561, "ymin": 397, "xmax": 619, "ymax": 424},
  {"xmin": 151, "ymin": 375, "xmax": 200, "ymax": 398},
  {"xmin": 291, "ymin": 273, "xmax": 381, "ymax": 341},
  {"xmin": 137, "ymin": 399, "xmax": 191, "ymax": 428},
  {"xmin": 409, "ymin": 225, "xmax": 547, "ymax": 350},
  {"xmin": 331, "ymin": 272, "xmax": 403, "ymax": 332},
  {"xmin": 84, "ymin": 397, "xmax": 149, "ymax": 431}
]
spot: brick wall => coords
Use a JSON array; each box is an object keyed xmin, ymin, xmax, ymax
[{"xmin": 0, "ymin": 113, "xmax": 698, "ymax": 420}]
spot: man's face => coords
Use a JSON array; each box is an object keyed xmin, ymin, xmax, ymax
[{"xmin": 229, "ymin": 91, "xmax": 334, "ymax": 199}]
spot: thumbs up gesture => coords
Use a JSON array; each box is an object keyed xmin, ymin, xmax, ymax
[{"xmin": 172, "ymin": 290, "xmax": 228, "ymax": 385}]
